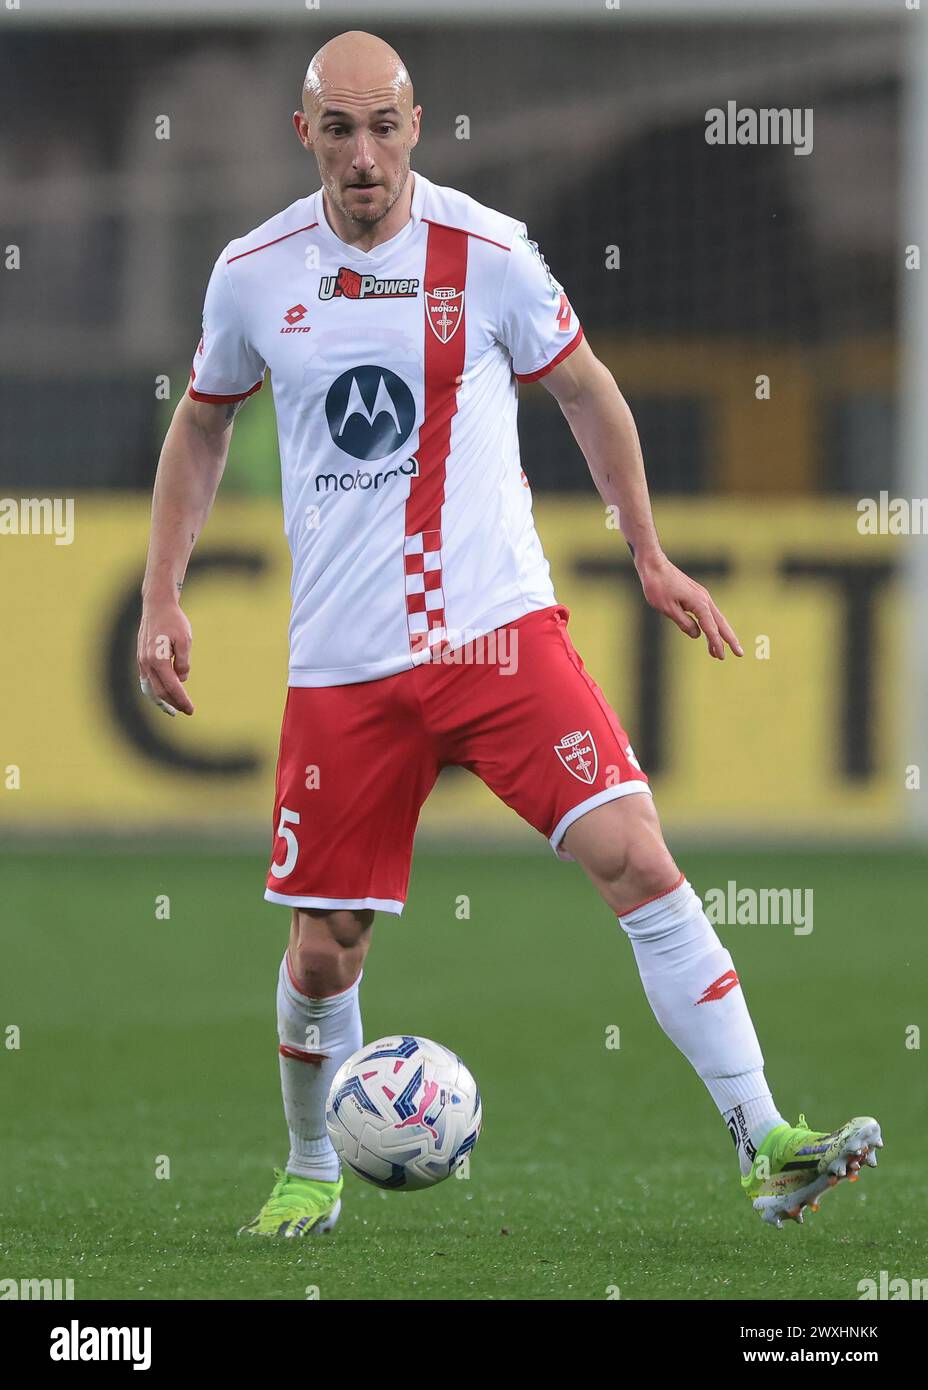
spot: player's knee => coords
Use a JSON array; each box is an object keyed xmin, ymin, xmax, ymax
[
  {"xmin": 620, "ymin": 838, "xmax": 679, "ymax": 901},
  {"xmin": 293, "ymin": 907, "xmax": 373, "ymax": 949},
  {"xmin": 580, "ymin": 814, "xmax": 677, "ymax": 906},
  {"xmin": 289, "ymin": 908, "xmax": 373, "ymax": 994}
]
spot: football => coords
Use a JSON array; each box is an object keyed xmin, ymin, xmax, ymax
[{"xmin": 325, "ymin": 1035, "xmax": 482, "ymax": 1190}]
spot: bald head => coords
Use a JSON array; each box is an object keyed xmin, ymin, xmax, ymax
[
  {"xmin": 293, "ymin": 30, "xmax": 421, "ymax": 239},
  {"xmin": 302, "ymin": 31, "xmax": 414, "ymax": 120}
]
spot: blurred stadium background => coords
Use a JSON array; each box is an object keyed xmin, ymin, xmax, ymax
[{"xmin": 1, "ymin": 0, "xmax": 924, "ymax": 849}]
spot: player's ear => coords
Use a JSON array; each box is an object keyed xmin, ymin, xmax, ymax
[
  {"xmin": 409, "ymin": 105, "xmax": 423, "ymax": 149},
  {"xmin": 292, "ymin": 111, "xmax": 311, "ymax": 147}
]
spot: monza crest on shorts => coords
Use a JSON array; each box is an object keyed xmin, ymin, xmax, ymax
[
  {"xmin": 554, "ymin": 729, "xmax": 598, "ymax": 784},
  {"xmin": 426, "ymin": 286, "xmax": 464, "ymax": 343}
]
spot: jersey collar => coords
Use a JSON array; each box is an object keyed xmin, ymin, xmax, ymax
[{"xmin": 313, "ymin": 171, "xmax": 425, "ymax": 264}]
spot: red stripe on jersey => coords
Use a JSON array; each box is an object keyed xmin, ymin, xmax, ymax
[
  {"xmin": 514, "ymin": 324, "xmax": 584, "ymax": 383},
  {"xmin": 227, "ymin": 223, "xmax": 319, "ymax": 265},
  {"xmin": 403, "ymin": 222, "xmax": 468, "ymax": 655},
  {"xmin": 421, "ymin": 217, "xmax": 510, "ymax": 254}
]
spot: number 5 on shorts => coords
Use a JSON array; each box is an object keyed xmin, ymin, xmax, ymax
[{"xmin": 270, "ymin": 806, "xmax": 300, "ymax": 879}]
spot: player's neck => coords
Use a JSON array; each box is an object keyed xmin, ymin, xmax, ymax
[{"xmin": 320, "ymin": 172, "xmax": 415, "ymax": 255}]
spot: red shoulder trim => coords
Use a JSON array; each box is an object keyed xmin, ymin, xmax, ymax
[
  {"xmin": 227, "ymin": 223, "xmax": 319, "ymax": 265},
  {"xmin": 187, "ymin": 370, "xmax": 263, "ymax": 405},
  {"xmin": 514, "ymin": 325, "xmax": 584, "ymax": 383}
]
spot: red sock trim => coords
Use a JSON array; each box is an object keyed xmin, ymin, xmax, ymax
[
  {"xmin": 285, "ymin": 950, "xmax": 362, "ymax": 1001},
  {"xmin": 278, "ymin": 1044, "xmax": 330, "ymax": 1066},
  {"xmin": 617, "ymin": 871, "xmax": 686, "ymax": 918}
]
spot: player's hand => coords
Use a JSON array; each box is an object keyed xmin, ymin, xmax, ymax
[
  {"xmin": 137, "ymin": 599, "xmax": 195, "ymax": 716},
  {"xmin": 635, "ymin": 552, "xmax": 743, "ymax": 660}
]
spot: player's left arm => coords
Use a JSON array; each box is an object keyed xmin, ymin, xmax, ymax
[{"xmin": 541, "ymin": 337, "xmax": 743, "ymax": 660}]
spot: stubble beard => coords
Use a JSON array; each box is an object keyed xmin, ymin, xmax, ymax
[{"xmin": 325, "ymin": 159, "xmax": 410, "ymax": 229}]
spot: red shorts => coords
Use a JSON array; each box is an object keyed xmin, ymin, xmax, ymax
[{"xmin": 264, "ymin": 604, "xmax": 649, "ymax": 915}]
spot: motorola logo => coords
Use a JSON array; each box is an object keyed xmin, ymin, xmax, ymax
[{"xmin": 324, "ymin": 365, "xmax": 416, "ymax": 460}]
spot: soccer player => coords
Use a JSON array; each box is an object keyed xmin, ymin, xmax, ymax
[{"xmin": 137, "ymin": 31, "xmax": 882, "ymax": 1235}]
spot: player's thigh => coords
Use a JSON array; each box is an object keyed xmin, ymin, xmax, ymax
[
  {"xmin": 265, "ymin": 676, "xmax": 438, "ymax": 915},
  {"xmin": 446, "ymin": 605, "xmax": 651, "ymax": 860}
]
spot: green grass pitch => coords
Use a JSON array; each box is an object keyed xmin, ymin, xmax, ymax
[{"xmin": 1, "ymin": 846, "xmax": 924, "ymax": 1301}]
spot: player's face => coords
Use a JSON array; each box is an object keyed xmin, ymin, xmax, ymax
[{"xmin": 308, "ymin": 96, "xmax": 420, "ymax": 228}]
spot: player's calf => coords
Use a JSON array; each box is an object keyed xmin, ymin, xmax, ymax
[
  {"xmin": 569, "ymin": 799, "xmax": 793, "ymax": 1211},
  {"xmin": 240, "ymin": 912, "xmax": 372, "ymax": 1234}
]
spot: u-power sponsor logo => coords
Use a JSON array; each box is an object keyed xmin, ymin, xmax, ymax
[{"xmin": 320, "ymin": 267, "xmax": 420, "ymax": 301}]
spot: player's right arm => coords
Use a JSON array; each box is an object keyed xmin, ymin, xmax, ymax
[
  {"xmin": 137, "ymin": 393, "xmax": 242, "ymax": 716},
  {"xmin": 138, "ymin": 246, "xmax": 267, "ymax": 716}
]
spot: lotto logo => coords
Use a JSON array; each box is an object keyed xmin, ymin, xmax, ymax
[
  {"xmin": 281, "ymin": 304, "xmax": 311, "ymax": 334},
  {"xmin": 695, "ymin": 970, "xmax": 740, "ymax": 1004}
]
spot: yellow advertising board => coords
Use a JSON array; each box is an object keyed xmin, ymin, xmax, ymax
[{"xmin": 0, "ymin": 495, "xmax": 905, "ymax": 838}]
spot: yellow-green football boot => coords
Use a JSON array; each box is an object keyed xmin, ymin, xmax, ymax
[
  {"xmin": 744, "ymin": 1114, "xmax": 883, "ymax": 1228},
  {"xmin": 238, "ymin": 1168, "xmax": 343, "ymax": 1238}
]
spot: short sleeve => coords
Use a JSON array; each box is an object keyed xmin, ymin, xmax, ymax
[
  {"xmin": 188, "ymin": 250, "xmax": 266, "ymax": 404},
  {"xmin": 497, "ymin": 224, "xmax": 583, "ymax": 382}
]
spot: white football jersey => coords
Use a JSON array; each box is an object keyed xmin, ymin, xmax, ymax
[{"xmin": 190, "ymin": 171, "xmax": 583, "ymax": 686}]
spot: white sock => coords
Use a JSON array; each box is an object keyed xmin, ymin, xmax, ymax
[
  {"xmin": 618, "ymin": 877, "xmax": 784, "ymax": 1174},
  {"xmin": 723, "ymin": 1095, "xmax": 786, "ymax": 1175},
  {"xmin": 276, "ymin": 949, "xmax": 363, "ymax": 1182}
]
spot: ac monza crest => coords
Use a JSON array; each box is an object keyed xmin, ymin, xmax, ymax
[
  {"xmin": 426, "ymin": 286, "xmax": 463, "ymax": 343},
  {"xmin": 554, "ymin": 730, "xmax": 598, "ymax": 784}
]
